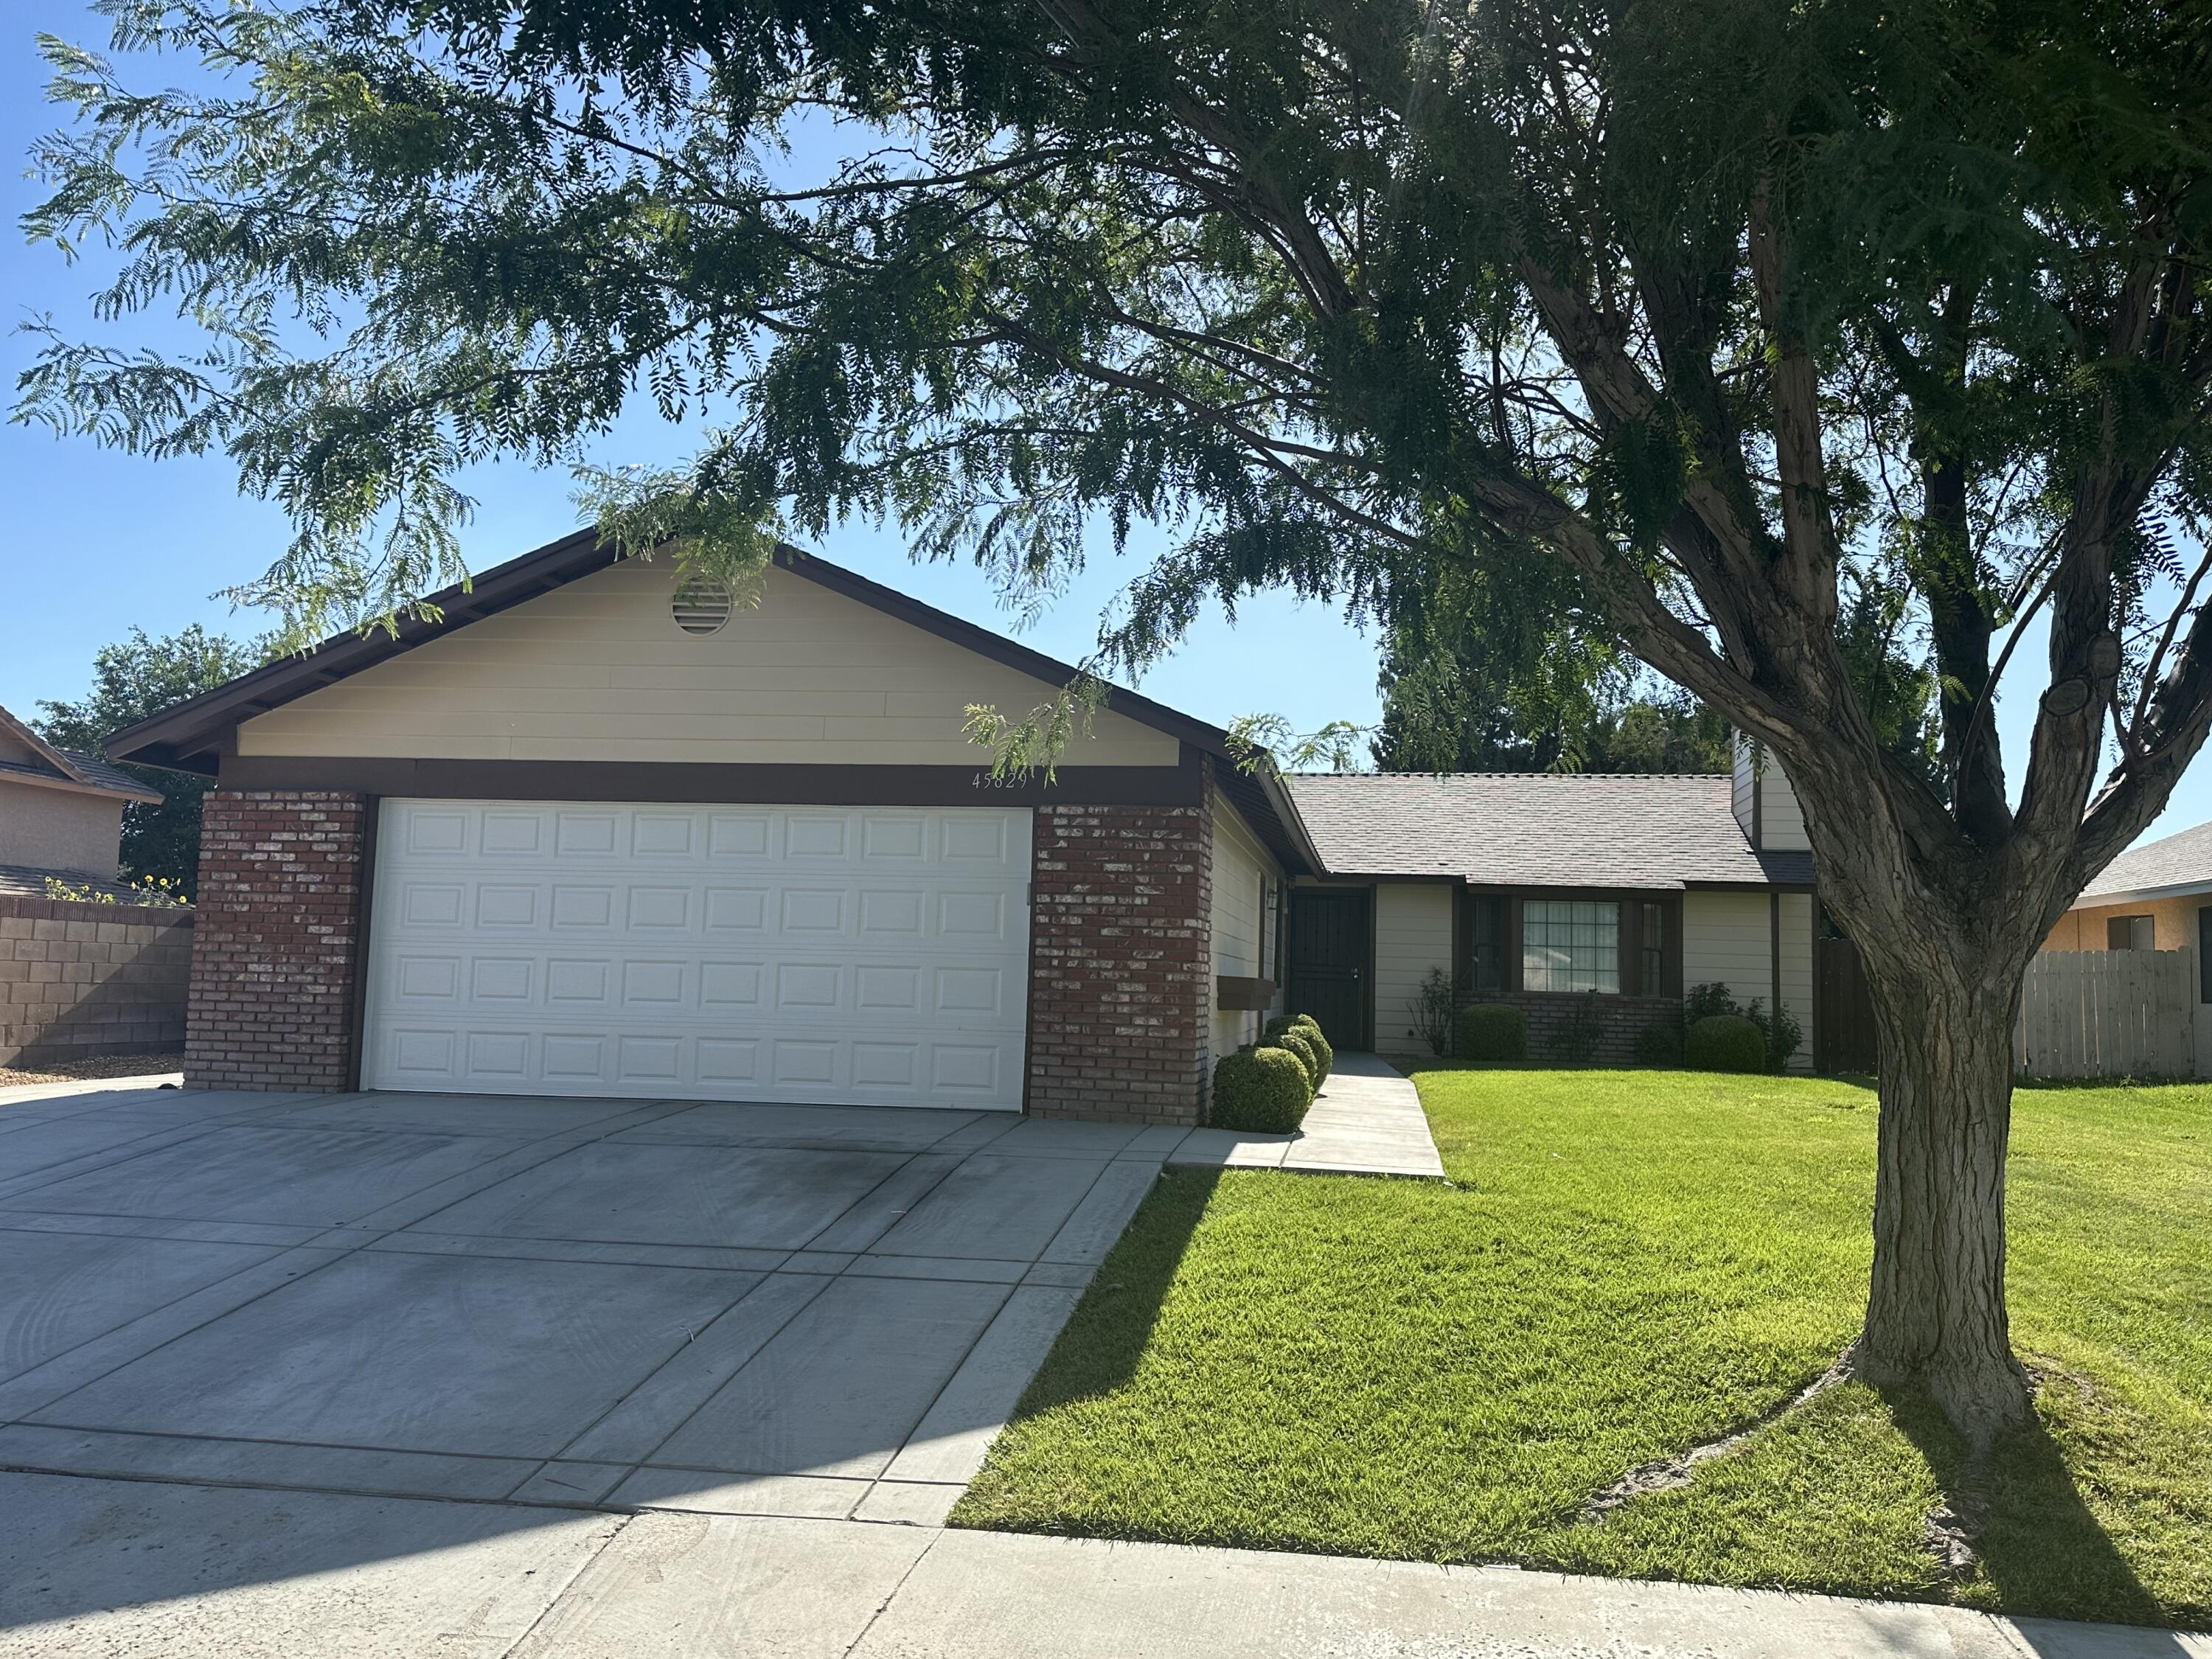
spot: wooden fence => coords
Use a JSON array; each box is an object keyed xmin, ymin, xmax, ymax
[{"xmin": 2014, "ymin": 948, "xmax": 2197, "ymax": 1079}]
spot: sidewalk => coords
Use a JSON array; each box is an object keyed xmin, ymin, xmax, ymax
[
  {"xmin": 6, "ymin": 1469, "xmax": 2202, "ymax": 1658},
  {"xmin": 1168, "ymin": 1051, "xmax": 1446, "ymax": 1177}
]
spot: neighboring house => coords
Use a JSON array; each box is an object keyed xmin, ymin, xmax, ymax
[
  {"xmin": 2037, "ymin": 818, "xmax": 2212, "ymax": 1079},
  {"xmin": 108, "ymin": 532, "xmax": 1818, "ymax": 1116},
  {"xmin": 1284, "ymin": 755, "xmax": 1816, "ymax": 1069},
  {"xmin": 0, "ymin": 703, "xmax": 162, "ymax": 897},
  {"xmin": 2043, "ymin": 818, "xmax": 2212, "ymax": 959}
]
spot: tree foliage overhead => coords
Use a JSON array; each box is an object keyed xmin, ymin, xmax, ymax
[
  {"xmin": 19, "ymin": 0, "xmax": 2208, "ymax": 894},
  {"xmin": 35, "ymin": 625, "xmax": 263, "ymax": 894}
]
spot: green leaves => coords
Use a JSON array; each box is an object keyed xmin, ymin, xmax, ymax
[{"xmin": 13, "ymin": 0, "xmax": 2212, "ymax": 858}]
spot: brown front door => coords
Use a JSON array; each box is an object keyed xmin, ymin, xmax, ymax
[{"xmin": 1289, "ymin": 889, "xmax": 1371, "ymax": 1049}]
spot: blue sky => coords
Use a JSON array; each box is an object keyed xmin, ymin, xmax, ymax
[{"xmin": 0, "ymin": 4, "xmax": 2202, "ymax": 851}]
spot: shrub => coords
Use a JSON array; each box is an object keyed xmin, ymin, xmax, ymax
[
  {"xmin": 1744, "ymin": 997, "xmax": 1805, "ymax": 1073},
  {"xmin": 1635, "ymin": 1018, "xmax": 1684, "ymax": 1066},
  {"xmin": 1686, "ymin": 982, "xmax": 1802, "ymax": 1072},
  {"xmin": 1211, "ymin": 1046, "xmax": 1312, "ymax": 1132},
  {"xmin": 1457, "ymin": 1002, "xmax": 1528, "ymax": 1061},
  {"xmin": 1684, "ymin": 981, "xmax": 1736, "ymax": 1024},
  {"xmin": 1270, "ymin": 1028, "xmax": 1321, "ymax": 1088},
  {"xmin": 1408, "ymin": 967, "xmax": 1455, "ymax": 1056},
  {"xmin": 1263, "ymin": 1014, "xmax": 1297, "ymax": 1041},
  {"xmin": 1548, "ymin": 993, "xmax": 1604, "ymax": 1063},
  {"xmin": 1291, "ymin": 1014, "xmax": 1334, "ymax": 1082},
  {"xmin": 1685, "ymin": 1013, "xmax": 1767, "ymax": 1073}
]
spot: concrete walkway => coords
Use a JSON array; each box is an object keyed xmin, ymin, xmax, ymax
[
  {"xmin": 1167, "ymin": 1051, "xmax": 1446, "ymax": 1177},
  {"xmin": 4, "ymin": 1469, "xmax": 2202, "ymax": 1658}
]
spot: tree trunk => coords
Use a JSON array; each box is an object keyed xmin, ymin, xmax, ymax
[{"xmin": 1857, "ymin": 945, "xmax": 2035, "ymax": 1445}]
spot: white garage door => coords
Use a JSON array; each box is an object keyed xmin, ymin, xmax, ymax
[{"xmin": 361, "ymin": 800, "xmax": 1032, "ymax": 1109}]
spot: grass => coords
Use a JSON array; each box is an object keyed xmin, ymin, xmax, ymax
[{"xmin": 952, "ymin": 1068, "xmax": 2212, "ymax": 1627}]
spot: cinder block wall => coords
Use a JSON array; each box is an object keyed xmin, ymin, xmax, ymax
[
  {"xmin": 185, "ymin": 790, "xmax": 369, "ymax": 1091},
  {"xmin": 0, "ymin": 894, "xmax": 194, "ymax": 1067},
  {"xmin": 1028, "ymin": 801, "xmax": 1214, "ymax": 1124}
]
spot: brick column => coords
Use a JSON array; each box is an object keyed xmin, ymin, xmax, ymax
[
  {"xmin": 1027, "ymin": 800, "xmax": 1212, "ymax": 1124},
  {"xmin": 185, "ymin": 791, "xmax": 369, "ymax": 1092}
]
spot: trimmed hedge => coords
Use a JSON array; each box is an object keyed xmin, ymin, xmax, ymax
[
  {"xmin": 1211, "ymin": 1046, "xmax": 1312, "ymax": 1133},
  {"xmin": 1685, "ymin": 1013, "xmax": 1767, "ymax": 1073},
  {"xmin": 1457, "ymin": 1002, "xmax": 1528, "ymax": 1062},
  {"xmin": 1261, "ymin": 1012, "xmax": 1334, "ymax": 1082},
  {"xmin": 1293, "ymin": 1015, "xmax": 1334, "ymax": 1083},
  {"xmin": 1270, "ymin": 1027, "xmax": 1321, "ymax": 1088}
]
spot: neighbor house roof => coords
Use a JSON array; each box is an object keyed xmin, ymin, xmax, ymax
[
  {"xmin": 1283, "ymin": 771, "xmax": 1816, "ymax": 889},
  {"xmin": 2075, "ymin": 818, "xmax": 2212, "ymax": 905},
  {"xmin": 0, "ymin": 705, "xmax": 161, "ymax": 806}
]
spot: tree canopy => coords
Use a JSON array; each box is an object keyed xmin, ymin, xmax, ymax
[
  {"xmin": 35, "ymin": 625, "xmax": 262, "ymax": 894},
  {"xmin": 19, "ymin": 0, "xmax": 2212, "ymax": 1436}
]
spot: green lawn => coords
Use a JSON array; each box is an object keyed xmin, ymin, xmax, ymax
[{"xmin": 953, "ymin": 1069, "xmax": 2212, "ymax": 1627}]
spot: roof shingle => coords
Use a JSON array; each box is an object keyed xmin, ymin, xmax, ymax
[
  {"xmin": 2079, "ymin": 818, "xmax": 2212, "ymax": 901},
  {"xmin": 1282, "ymin": 771, "xmax": 1815, "ymax": 888}
]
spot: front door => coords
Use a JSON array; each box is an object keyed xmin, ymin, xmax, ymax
[{"xmin": 1289, "ymin": 888, "xmax": 1371, "ymax": 1050}]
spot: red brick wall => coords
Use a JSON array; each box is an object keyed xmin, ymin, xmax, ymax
[
  {"xmin": 186, "ymin": 791, "xmax": 369, "ymax": 1092},
  {"xmin": 1026, "ymin": 800, "xmax": 1214, "ymax": 1124}
]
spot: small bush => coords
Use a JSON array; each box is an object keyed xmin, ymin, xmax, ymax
[
  {"xmin": 1685, "ymin": 1013, "xmax": 1767, "ymax": 1073},
  {"xmin": 1408, "ymin": 967, "xmax": 1455, "ymax": 1056},
  {"xmin": 1684, "ymin": 981, "xmax": 1736, "ymax": 1024},
  {"xmin": 1686, "ymin": 982, "xmax": 1802, "ymax": 1072},
  {"xmin": 1291, "ymin": 1014, "xmax": 1334, "ymax": 1082},
  {"xmin": 1211, "ymin": 1046, "xmax": 1312, "ymax": 1132},
  {"xmin": 1270, "ymin": 1028, "xmax": 1321, "ymax": 1088},
  {"xmin": 1263, "ymin": 1014, "xmax": 1298, "ymax": 1041},
  {"xmin": 1457, "ymin": 1002, "xmax": 1528, "ymax": 1061},
  {"xmin": 1635, "ymin": 1019, "xmax": 1684, "ymax": 1066},
  {"xmin": 1548, "ymin": 994, "xmax": 1604, "ymax": 1063}
]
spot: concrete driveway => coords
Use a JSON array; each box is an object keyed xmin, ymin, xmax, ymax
[{"xmin": 0, "ymin": 1082, "xmax": 1172, "ymax": 1526}]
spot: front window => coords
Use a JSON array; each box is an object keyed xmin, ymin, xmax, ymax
[
  {"xmin": 1523, "ymin": 900, "xmax": 1621, "ymax": 992},
  {"xmin": 1640, "ymin": 900, "xmax": 1664, "ymax": 995}
]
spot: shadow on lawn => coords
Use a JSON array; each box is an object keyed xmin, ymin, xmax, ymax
[
  {"xmin": 1885, "ymin": 1382, "xmax": 2185, "ymax": 1642},
  {"xmin": 995, "ymin": 1165, "xmax": 1222, "ymax": 1416}
]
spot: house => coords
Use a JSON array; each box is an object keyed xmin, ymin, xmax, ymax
[
  {"xmin": 0, "ymin": 703, "xmax": 162, "ymax": 897},
  {"xmin": 2042, "ymin": 818, "xmax": 2212, "ymax": 959},
  {"xmin": 2036, "ymin": 818, "xmax": 2212, "ymax": 1079},
  {"xmin": 1283, "ymin": 758, "xmax": 1816, "ymax": 1068},
  {"xmin": 108, "ymin": 532, "xmax": 1818, "ymax": 1116}
]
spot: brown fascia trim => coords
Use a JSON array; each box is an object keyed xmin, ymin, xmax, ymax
[
  {"xmin": 105, "ymin": 532, "xmax": 1254, "ymax": 784},
  {"xmin": 216, "ymin": 754, "xmax": 1210, "ymax": 809},
  {"xmin": 1682, "ymin": 877, "xmax": 1818, "ymax": 894},
  {"xmin": 0, "ymin": 766, "xmax": 164, "ymax": 807}
]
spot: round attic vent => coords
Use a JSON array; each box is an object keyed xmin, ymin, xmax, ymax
[{"xmin": 671, "ymin": 577, "xmax": 734, "ymax": 636}]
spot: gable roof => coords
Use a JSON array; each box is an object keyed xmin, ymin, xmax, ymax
[
  {"xmin": 0, "ymin": 705, "xmax": 161, "ymax": 806},
  {"xmin": 1284, "ymin": 771, "xmax": 1815, "ymax": 889},
  {"xmin": 2076, "ymin": 818, "xmax": 2212, "ymax": 905},
  {"xmin": 102, "ymin": 530, "xmax": 1318, "ymax": 869}
]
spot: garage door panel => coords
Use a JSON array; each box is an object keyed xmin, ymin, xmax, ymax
[{"xmin": 364, "ymin": 801, "xmax": 1030, "ymax": 1108}]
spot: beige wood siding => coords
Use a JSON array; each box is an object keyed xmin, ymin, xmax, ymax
[
  {"xmin": 1208, "ymin": 789, "xmax": 1282, "ymax": 1065},
  {"xmin": 1778, "ymin": 891, "xmax": 1813, "ymax": 1072},
  {"xmin": 1683, "ymin": 890, "xmax": 1770, "ymax": 1006},
  {"xmin": 237, "ymin": 558, "xmax": 1181, "ymax": 768},
  {"xmin": 1374, "ymin": 882, "xmax": 1454, "ymax": 1060},
  {"xmin": 1683, "ymin": 889, "xmax": 1812, "ymax": 1071},
  {"xmin": 1731, "ymin": 735, "xmax": 1810, "ymax": 852}
]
